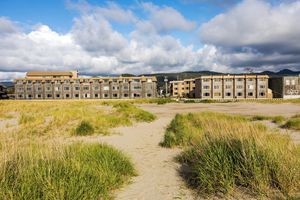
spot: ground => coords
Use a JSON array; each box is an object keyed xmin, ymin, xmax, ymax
[{"xmin": 66, "ymin": 102, "xmax": 300, "ymax": 200}]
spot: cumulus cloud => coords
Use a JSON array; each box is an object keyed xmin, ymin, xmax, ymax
[
  {"xmin": 141, "ymin": 2, "xmax": 196, "ymax": 33},
  {"xmin": 200, "ymin": 0, "xmax": 300, "ymax": 68}
]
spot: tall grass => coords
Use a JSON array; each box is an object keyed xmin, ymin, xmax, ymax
[
  {"xmin": 0, "ymin": 143, "xmax": 135, "ymax": 200},
  {"xmin": 162, "ymin": 112, "xmax": 300, "ymax": 198},
  {"xmin": 282, "ymin": 113, "xmax": 300, "ymax": 130}
]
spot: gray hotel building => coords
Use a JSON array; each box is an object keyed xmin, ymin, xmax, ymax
[{"xmin": 14, "ymin": 71, "xmax": 157, "ymax": 99}]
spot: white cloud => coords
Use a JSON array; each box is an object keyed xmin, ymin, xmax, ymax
[
  {"xmin": 72, "ymin": 14, "xmax": 128, "ymax": 54},
  {"xmin": 141, "ymin": 2, "xmax": 196, "ymax": 33}
]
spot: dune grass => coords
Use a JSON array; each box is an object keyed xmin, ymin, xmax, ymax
[
  {"xmin": 283, "ymin": 114, "xmax": 300, "ymax": 130},
  {"xmin": 0, "ymin": 142, "xmax": 135, "ymax": 200},
  {"xmin": 251, "ymin": 115, "xmax": 286, "ymax": 124},
  {"xmin": 162, "ymin": 112, "xmax": 300, "ymax": 198},
  {"xmin": 0, "ymin": 100, "xmax": 156, "ymax": 136}
]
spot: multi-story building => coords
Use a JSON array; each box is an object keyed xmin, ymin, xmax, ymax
[
  {"xmin": 14, "ymin": 71, "xmax": 157, "ymax": 99},
  {"xmin": 0, "ymin": 84, "xmax": 8, "ymax": 99},
  {"xmin": 170, "ymin": 79, "xmax": 195, "ymax": 98},
  {"xmin": 269, "ymin": 75, "xmax": 300, "ymax": 98},
  {"xmin": 195, "ymin": 75, "xmax": 269, "ymax": 99}
]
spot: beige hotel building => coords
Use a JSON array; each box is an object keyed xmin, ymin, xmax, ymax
[
  {"xmin": 14, "ymin": 71, "xmax": 157, "ymax": 99},
  {"xmin": 170, "ymin": 74, "xmax": 270, "ymax": 99}
]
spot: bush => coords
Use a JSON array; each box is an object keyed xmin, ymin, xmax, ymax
[
  {"xmin": 163, "ymin": 112, "xmax": 300, "ymax": 198},
  {"xmin": 0, "ymin": 143, "xmax": 135, "ymax": 200},
  {"xmin": 75, "ymin": 120, "xmax": 94, "ymax": 136}
]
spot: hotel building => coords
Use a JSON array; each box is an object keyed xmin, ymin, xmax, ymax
[
  {"xmin": 170, "ymin": 74, "xmax": 270, "ymax": 99},
  {"xmin": 269, "ymin": 75, "xmax": 300, "ymax": 99},
  {"xmin": 14, "ymin": 71, "xmax": 157, "ymax": 99},
  {"xmin": 169, "ymin": 79, "xmax": 195, "ymax": 98}
]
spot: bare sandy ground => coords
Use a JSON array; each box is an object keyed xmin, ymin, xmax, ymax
[{"xmin": 69, "ymin": 102, "xmax": 300, "ymax": 200}]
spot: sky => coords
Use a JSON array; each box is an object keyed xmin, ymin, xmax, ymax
[{"xmin": 0, "ymin": 0, "xmax": 300, "ymax": 80}]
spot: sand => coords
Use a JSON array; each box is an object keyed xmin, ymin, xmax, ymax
[{"xmin": 70, "ymin": 102, "xmax": 300, "ymax": 200}]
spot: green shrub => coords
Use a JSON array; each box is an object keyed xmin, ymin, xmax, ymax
[
  {"xmin": 271, "ymin": 116, "xmax": 285, "ymax": 124},
  {"xmin": 0, "ymin": 143, "xmax": 135, "ymax": 200},
  {"xmin": 75, "ymin": 120, "xmax": 94, "ymax": 136},
  {"xmin": 251, "ymin": 115, "xmax": 271, "ymax": 121}
]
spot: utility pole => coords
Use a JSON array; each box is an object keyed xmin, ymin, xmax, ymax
[{"xmin": 164, "ymin": 76, "xmax": 168, "ymax": 97}]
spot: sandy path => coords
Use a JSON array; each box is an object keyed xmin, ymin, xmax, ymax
[{"xmin": 68, "ymin": 102, "xmax": 300, "ymax": 200}]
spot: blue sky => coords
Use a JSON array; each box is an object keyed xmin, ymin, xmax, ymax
[{"xmin": 0, "ymin": 0, "xmax": 299, "ymax": 80}]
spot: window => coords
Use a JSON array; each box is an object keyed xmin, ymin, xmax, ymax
[
  {"xmin": 203, "ymin": 86, "xmax": 210, "ymax": 89},
  {"xmin": 291, "ymin": 80, "xmax": 296, "ymax": 85},
  {"xmin": 214, "ymin": 85, "xmax": 220, "ymax": 89},
  {"xmin": 133, "ymin": 79, "xmax": 140, "ymax": 82},
  {"xmin": 248, "ymin": 78, "xmax": 253, "ymax": 81},
  {"xmin": 147, "ymin": 94, "xmax": 152, "ymax": 97},
  {"xmin": 248, "ymin": 85, "xmax": 254, "ymax": 89},
  {"xmin": 83, "ymin": 86, "xmax": 89, "ymax": 90},
  {"xmin": 104, "ymin": 79, "xmax": 109, "ymax": 83},
  {"xmin": 55, "ymin": 86, "xmax": 60, "ymax": 91},
  {"xmin": 65, "ymin": 94, "xmax": 70, "ymax": 98},
  {"xmin": 83, "ymin": 94, "xmax": 90, "ymax": 98},
  {"xmin": 113, "ymin": 79, "xmax": 118, "ymax": 83},
  {"xmin": 124, "ymin": 93, "xmax": 129, "ymax": 97},
  {"xmin": 236, "ymin": 85, "xmax": 243, "ymax": 89},
  {"xmin": 27, "ymin": 94, "xmax": 32, "ymax": 98},
  {"xmin": 123, "ymin": 86, "xmax": 129, "ymax": 90},
  {"xmin": 174, "ymin": 87, "xmax": 178, "ymax": 90},
  {"xmin": 64, "ymin": 80, "xmax": 70, "ymax": 83},
  {"xmin": 225, "ymin": 85, "xmax": 232, "ymax": 89},
  {"xmin": 112, "ymin": 86, "xmax": 119, "ymax": 90},
  {"xmin": 104, "ymin": 94, "xmax": 109, "ymax": 98},
  {"xmin": 103, "ymin": 86, "xmax": 109, "ymax": 91},
  {"xmin": 93, "ymin": 86, "xmax": 99, "ymax": 90},
  {"xmin": 83, "ymin": 79, "xmax": 89, "ymax": 83},
  {"xmin": 46, "ymin": 87, "xmax": 51, "ymax": 91},
  {"xmin": 18, "ymin": 95, "xmax": 23, "ymax": 98},
  {"xmin": 75, "ymin": 94, "xmax": 79, "ymax": 98},
  {"xmin": 214, "ymin": 78, "xmax": 221, "ymax": 82},
  {"xmin": 56, "ymin": 94, "xmax": 60, "ymax": 98},
  {"xmin": 260, "ymin": 92, "xmax": 265, "ymax": 96},
  {"xmin": 27, "ymin": 80, "xmax": 32, "ymax": 84},
  {"xmin": 36, "ymin": 94, "xmax": 41, "ymax": 98},
  {"xmin": 214, "ymin": 92, "xmax": 221, "ymax": 96},
  {"xmin": 259, "ymin": 78, "xmax": 265, "ymax": 81},
  {"xmin": 186, "ymin": 87, "xmax": 189, "ymax": 90},
  {"xmin": 237, "ymin": 92, "xmax": 243, "ymax": 96},
  {"xmin": 226, "ymin": 92, "xmax": 231, "ymax": 96},
  {"xmin": 259, "ymin": 85, "xmax": 265, "ymax": 89},
  {"xmin": 27, "ymin": 87, "xmax": 32, "ymax": 91},
  {"xmin": 203, "ymin": 78, "xmax": 210, "ymax": 82},
  {"xmin": 174, "ymin": 92, "xmax": 178, "ymax": 95},
  {"xmin": 286, "ymin": 80, "xmax": 290, "ymax": 85},
  {"xmin": 133, "ymin": 93, "xmax": 140, "ymax": 97},
  {"xmin": 133, "ymin": 86, "xmax": 141, "ymax": 90},
  {"xmin": 64, "ymin": 87, "xmax": 70, "ymax": 90},
  {"xmin": 225, "ymin": 78, "xmax": 232, "ymax": 82},
  {"xmin": 95, "ymin": 94, "xmax": 99, "ymax": 98},
  {"xmin": 45, "ymin": 80, "xmax": 51, "ymax": 83},
  {"xmin": 47, "ymin": 94, "xmax": 52, "ymax": 98},
  {"xmin": 93, "ymin": 80, "xmax": 99, "ymax": 83},
  {"xmin": 74, "ymin": 79, "xmax": 80, "ymax": 83},
  {"xmin": 204, "ymin": 92, "xmax": 210, "ymax": 96},
  {"xmin": 248, "ymin": 92, "xmax": 253, "ymax": 96},
  {"xmin": 74, "ymin": 86, "xmax": 80, "ymax": 91},
  {"xmin": 174, "ymin": 83, "xmax": 178, "ymax": 85},
  {"xmin": 113, "ymin": 94, "xmax": 118, "ymax": 98},
  {"xmin": 237, "ymin": 78, "xmax": 243, "ymax": 82}
]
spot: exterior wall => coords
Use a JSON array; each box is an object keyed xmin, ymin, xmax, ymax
[
  {"xmin": 170, "ymin": 81, "xmax": 184, "ymax": 97},
  {"xmin": 195, "ymin": 75, "xmax": 269, "ymax": 99},
  {"xmin": 14, "ymin": 76, "xmax": 157, "ymax": 100}
]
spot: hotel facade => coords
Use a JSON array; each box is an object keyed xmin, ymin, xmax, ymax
[
  {"xmin": 170, "ymin": 74, "xmax": 270, "ymax": 99},
  {"xmin": 14, "ymin": 71, "xmax": 157, "ymax": 99}
]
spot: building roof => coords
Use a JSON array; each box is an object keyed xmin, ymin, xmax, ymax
[{"xmin": 26, "ymin": 71, "xmax": 73, "ymax": 76}]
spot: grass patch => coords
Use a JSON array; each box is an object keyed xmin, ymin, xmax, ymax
[
  {"xmin": 163, "ymin": 112, "xmax": 300, "ymax": 198},
  {"xmin": 283, "ymin": 118, "xmax": 300, "ymax": 130},
  {"xmin": 74, "ymin": 120, "xmax": 94, "ymax": 136},
  {"xmin": 0, "ymin": 143, "xmax": 135, "ymax": 200},
  {"xmin": 251, "ymin": 115, "xmax": 286, "ymax": 125}
]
